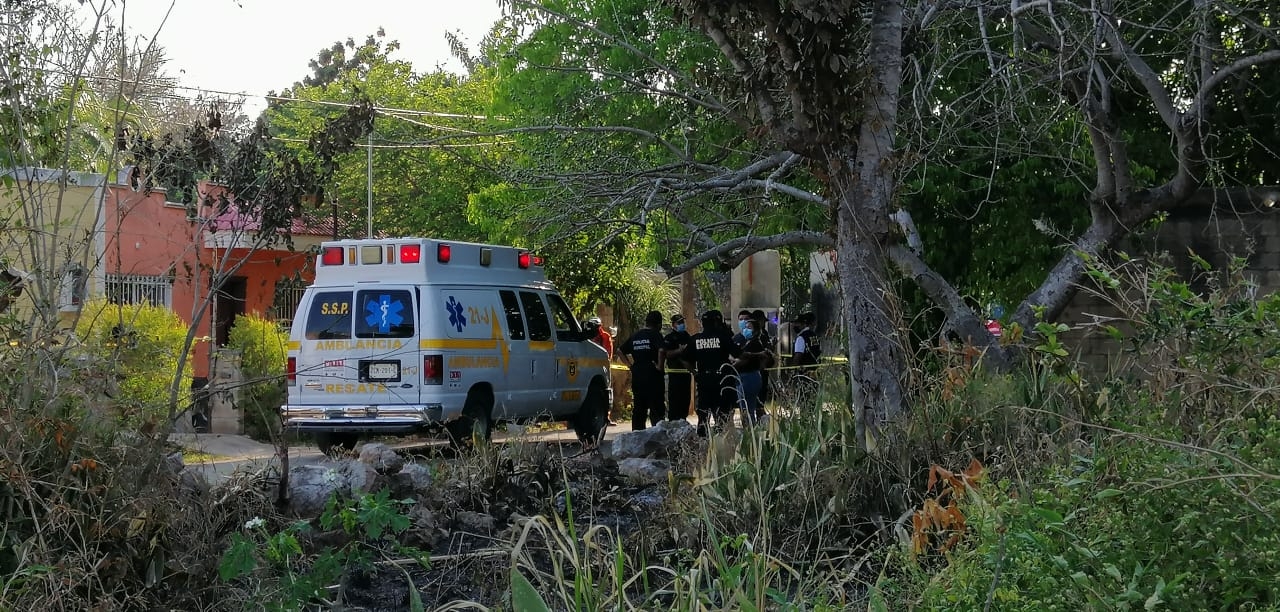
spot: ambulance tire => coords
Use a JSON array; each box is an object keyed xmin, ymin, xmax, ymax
[
  {"xmin": 316, "ymin": 432, "xmax": 359, "ymax": 456},
  {"xmin": 571, "ymin": 380, "xmax": 609, "ymax": 447},
  {"xmin": 447, "ymin": 387, "xmax": 494, "ymax": 447}
]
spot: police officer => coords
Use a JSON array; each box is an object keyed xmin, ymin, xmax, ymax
[
  {"xmin": 688, "ymin": 309, "xmax": 741, "ymax": 436},
  {"xmin": 663, "ymin": 313, "xmax": 693, "ymax": 422},
  {"xmin": 618, "ymin": 310, "xmax": 666, "ymax": 430},
  {"xmin": 790, "ymin": 311, "xmax": 821, "ymax": 407},
  {"xmin": 733, "ymin": 318, "xmax": 769, "ymax": 425},
  {"xmin": 751, "ymin": 309, "xmax": 776, "ymax": 403},
  {"xmin": 792, "ymin": 311, "xmax": 821, "ymax": 372}
]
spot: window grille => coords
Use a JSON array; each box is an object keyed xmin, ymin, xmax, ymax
[
  {"xmin": 59, "ymin": 265, "xmax": 88, "ymax": 311},
  {"xmin": 106, "ymin": 273, "xmax": 173, "ymax": 308},
  {"xmin": 271, "ymin": 279, "xmax": 307, "ymax": 325}
]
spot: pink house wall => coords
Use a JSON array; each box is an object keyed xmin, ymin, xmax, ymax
[{"xmin": 104, "ymin": 181, "xmax": 321, "ymax": 379}]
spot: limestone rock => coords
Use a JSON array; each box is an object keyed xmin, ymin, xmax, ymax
[
  {"xmin": 388, "ymin": 463, "xmax": 434, "ymax": 496},
  {"xmin": 358, "ymin": 442, "xmax": 405, "ymax": 475},
  {"xmin": 609, "ymin": 419, "xmax": 696, "ymax": 460},
  {"xmin": 455, "ymin": 510, "xmax": 496, "ymax": 534},
  {"xmin": 617, "ymin": 457, "xmax": 673, "ymax": 485},
  {"xmin": 287, "ymin": 459, "xmax": 379, "ymax": 517}
]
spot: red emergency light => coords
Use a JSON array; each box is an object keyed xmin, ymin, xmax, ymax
[
  {"xmin": 437, "ymin": 243, "xmax": 451, "ymax": 263},
  {"xmin": 399, "ymin": 244, "xmax": 422, "ymax": 264},
  {"xmin": 518, "ymin": 251, "xmax": 531, "ymax": 269},
  {"xmin": 320, "ymin": 246, "xmax": 344, "ymax": 266}
]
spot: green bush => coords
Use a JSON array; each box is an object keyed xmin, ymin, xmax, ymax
[
  {"xmin": 227, "ymin": 313, "xmax": 288, "ymax": 441},
  {"xmin": 875, "ymin": 255, "xmax": 1280, "ymax": 611},
  {"xmin": 878, "ymin": 413, "xmax": 1280, "ymax": 611},
  {"xmin": 73, "ymin": 299, "xmax": 193, "ymax": 426}
]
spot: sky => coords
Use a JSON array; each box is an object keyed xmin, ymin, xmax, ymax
[{"xmin": 79, "ymin": 0, "xmax": 504, "ymax": 112}]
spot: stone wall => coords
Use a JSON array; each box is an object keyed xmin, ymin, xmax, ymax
[{"xmin": 1058, "ymin": 207, "xmax": 1280, "ymax": 372}]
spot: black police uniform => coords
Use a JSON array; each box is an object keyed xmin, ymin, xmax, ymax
[
  {"xmin": 663, "ymin": 325, "xmax": 693, "ymax": 421},
  {"xmin": 618, "ymin": 327, "xmax": 666, "ymax": 430},
  {"xmin": 794, "ymin": 325, "xmax": 821, "ymax": 372},
  {"xmin": 688, "ymin": 321, "xmax": 741, "ymax": 435}
]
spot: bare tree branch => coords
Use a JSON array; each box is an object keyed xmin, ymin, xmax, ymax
[
  {"xmin": 665, "ymin": 230, "xmax": 832, "ymax": 276},
  {"xmin": 687, "ymin": 5, "xmax": 785, "ymax": 135},
  {"xmin": 1190, "ymin": 50, "xmax": 1280, "ymax": 121}
]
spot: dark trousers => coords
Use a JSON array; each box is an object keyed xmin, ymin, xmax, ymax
[
  {"xmin": 667, "ymin": 372, "xmax": 691, "ymax": 421},
  {"xmin": 631, "ymin": 373, "xmax": 664, "ymax": 430},
  {"xmin": 695, "ymin": 372, "xmax": 736, "ymax": 436}
]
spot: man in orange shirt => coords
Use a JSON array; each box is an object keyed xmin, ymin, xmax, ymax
[
  {"xmin": 586, "ymin": 316, "xmax": 614, "ymax": 357},
  {"xmin": 584, "ymin": 316, "xmax": 619, "ymax": 424}
]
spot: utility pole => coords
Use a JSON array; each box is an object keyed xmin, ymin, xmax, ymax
[{"xmin": 366, "ymin": 128, "xmax": 373, "ymax": 238}]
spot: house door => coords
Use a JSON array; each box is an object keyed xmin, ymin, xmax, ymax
[{"xmin": 215, "ymin": 276, "xmax": 247, "ymax": 347}]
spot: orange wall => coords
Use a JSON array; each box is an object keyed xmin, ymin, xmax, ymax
[
  {"xmin": 105, "ymin": 183, "xmax": 318, "ymax": 379},
  {"xmin": 217, "ymin": 248, "xmax": 315, "ymax": 317},
  {"xmin": 103, "ymin": 186, "xmax": 214, "ymax": 377}
]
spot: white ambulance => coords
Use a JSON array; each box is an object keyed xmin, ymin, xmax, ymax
[{"xmin": 280, "ymin": 238, "xmax": 612, "ymax": 453}]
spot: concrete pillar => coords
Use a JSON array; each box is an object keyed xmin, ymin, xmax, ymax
[{"xmin": 208, "ymin": 349, "xmax": 243, "ymax": 434}]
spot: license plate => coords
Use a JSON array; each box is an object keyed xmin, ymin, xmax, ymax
[{"xmin": 367, "ymin": 362, "xmax": 399, "ymax": 380}]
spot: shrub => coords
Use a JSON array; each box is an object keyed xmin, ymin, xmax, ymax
[
  {"xmin": 226, "ymin": 313, "xmax": 289, "ymax": 441},
  {"xmin": 874, "ymin": 254, "xmax": 1280, "ymax": 611},
  {"xmin": 0, "ymin": 312, "xmax": 249, "ymax": 610},
  {"xmin": 72, "ymin": 298, "xmax": 193, "ymax": 426}
]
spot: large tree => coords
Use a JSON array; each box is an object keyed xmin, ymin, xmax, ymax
[
  {"xmin": 267, "ymin": 33, "xmax": 501, "ymax": 241},
  {"xmin": 488, "ymin": 0, "xmax": 1280, "ymax": 440}
]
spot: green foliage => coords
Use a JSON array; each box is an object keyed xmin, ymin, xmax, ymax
[
  {"xmin": 880, "ymin": 421, "xmax": 1280, "ymax": 611},
  {"xmin": 72, "ymin": 299, "xmax": 192, "ymax": 425},
  {"xmin": 878, "ymin": 255, "xmax": 1280, "ymax": 611},
  {"xmin": 268, "ymin": 33, "xmax": 498, "ymax": 243},
  {"xmin": 219, "ymin": 490, "xmax": 427, "ymax": 611},
  {"xmin": 226, "ymin": 313, "xmax": 289, "ymax": 441}
]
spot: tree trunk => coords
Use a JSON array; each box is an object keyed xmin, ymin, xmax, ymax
[{"xmin": 836, "ymin": 0, "xmax": 907, "ymax": 450}]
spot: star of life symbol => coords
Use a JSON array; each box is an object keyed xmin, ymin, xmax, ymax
[
  {"xmin": 446, "ymin": 296, "xmax": 467, "ymax": 332},
  {"xmin": 364, "ymin": 294, "xmax": 404, "ymax": 333}
]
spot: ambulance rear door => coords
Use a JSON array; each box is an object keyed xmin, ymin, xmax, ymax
[{"xmin": 295, "ymin": 286, "xmax": 420, "ymax": 410}]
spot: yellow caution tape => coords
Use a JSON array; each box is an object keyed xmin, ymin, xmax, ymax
[{"xmin": 608, "ymin": 356, "xmax": 847, "ymax": 374}]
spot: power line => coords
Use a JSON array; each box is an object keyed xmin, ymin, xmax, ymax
[{"xmin": 29, "ymin": 66, "xmax": 498, "ymax": 121}]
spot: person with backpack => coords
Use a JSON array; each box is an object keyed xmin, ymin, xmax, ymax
[{"xmin": 617, "ymin": 310, "xmax": 666, "ymax": 430}]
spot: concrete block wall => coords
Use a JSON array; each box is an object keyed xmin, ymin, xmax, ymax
[{"xmin": 1058, "ymin": 210, "xmax": 1280, "ymax": 372}]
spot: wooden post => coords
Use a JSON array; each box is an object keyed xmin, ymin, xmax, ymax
[{"xmin": 681, "ymin": 270, "xmax": 697, "ymax": 332}]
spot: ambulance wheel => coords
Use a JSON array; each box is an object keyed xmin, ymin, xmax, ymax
[
  {"xmin": 447, "ymin": 387, "xmax": 494, "ymax": 447},
  {"xmin": 571, "ymin": 380, "xmax": 609, "ymax": 448},
  {"xmin": 316, "ymin": 432, "xmax": 358, "ymax": 456}
]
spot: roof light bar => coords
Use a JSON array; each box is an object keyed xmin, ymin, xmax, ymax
[
  {"xmin": 399, "ymin": 244, "xmax": 422, "ymax": 264},
  {"xmin": 320, "ymin": 246, "xmax": 344, "ymax": 266}
]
